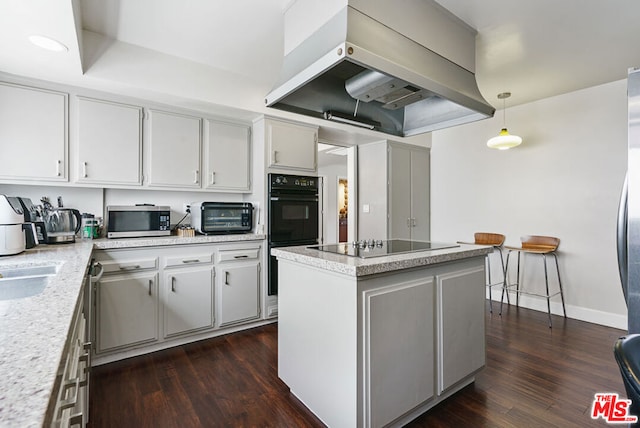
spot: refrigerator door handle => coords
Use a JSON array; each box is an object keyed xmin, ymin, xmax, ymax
[{"xmin": 618, "ymin": 173, "xmax": 629, "ymax": 305}]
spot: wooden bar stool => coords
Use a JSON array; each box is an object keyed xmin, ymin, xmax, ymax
[
  {"xmin": 458, "ymin": 232, "xmax": 506, "ymax": 313},
  {"xmin": 499, "ymin": 235, "xmax": 566, "ymax": 327}
]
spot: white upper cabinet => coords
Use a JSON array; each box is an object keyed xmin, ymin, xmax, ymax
[
  {"xmin": 76, "ymin": 97, "xmax": 143, "ymax": 185},
  {"xmin": 204, "ymin": 120, "xmax": 251, "ymax": 192},
  {"xmin": 266, "ymin": 119, "xmax": 317, "ymax": 172},
  {"xmin": 0, "ymin": 82, "xmax": 68, "ymax": 182},
  {"xmin": 147, "ymin": 109, "xmax": 202, "ymax": 188}
]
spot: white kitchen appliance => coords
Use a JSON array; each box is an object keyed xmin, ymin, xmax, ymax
[{"xmin": 0, "ymin": 195, "xmax": 27, "ymax": 255}]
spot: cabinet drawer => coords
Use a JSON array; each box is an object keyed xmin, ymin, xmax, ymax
[
  {"xmin": 164, "ymin": 253, "xmax": 213, "ymax": 268},
  {"xmin": 101, "ymin": 257, "xmax": 158, "ymax": 274},
  {"xmin": 217, "ymin": 247, "xmax": 260, "ymax": 262}
]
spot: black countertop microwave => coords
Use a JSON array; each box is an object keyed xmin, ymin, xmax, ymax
[
  {"xmin": 190, "ymin": 202, "xmax": 253, "ymax": 235},
  {"xmin": 107, "ymin": 205, "xmax": 171, "ymax": 238}
]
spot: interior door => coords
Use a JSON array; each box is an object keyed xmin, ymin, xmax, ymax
[
  {"xmin": 389, "ymin": 146, "xmax": 411, "ymax": 240},
  {"xmin": 410, "ymin": 148, "xmax": 430, "ymax": 241}
]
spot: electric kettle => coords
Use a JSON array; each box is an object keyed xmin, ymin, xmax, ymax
[{"xmin": 42, "ymin": 206, "xmax": 82, "ymax": 244}]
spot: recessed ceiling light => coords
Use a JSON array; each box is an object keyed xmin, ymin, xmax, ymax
[{"xmin": 28, "ymin": 35, "xmax": 68, "ymax": 52}]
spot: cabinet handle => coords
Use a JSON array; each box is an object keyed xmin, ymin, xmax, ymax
[
  {"xmin": 148, "ymin": 279, "xmax": 152, "ymax": 296},
  {"xmin": 412, "ymin": 218, "xmax": 416, "ymax": 227},
  {"xmin": 182, "ymin": 259, "xmax": 200, "ymax": 264},
  {"xmin": 194, "ymin": 170, "xmax": 199, "ymax": 184},
  {"xmin": 407, "ymin": 218, "xmax": 411, "ymax": 228},
  {"xmin": 234, "ymin": 255, "xmax": 249, "ymax": 259},
  {"xmin": 56, "ymin": 159, "xmax": 62, "ymax": 177},
  {"xmin": 79, "ymin": 350, "xmax": 90, "ymax": 387},
  {"xmin": 82, "ymin": 161, "xmax": 88, "ymax": 178},
  {"xmin": 90, "ymin": 262, "xmax": 104, "ymax": 283},
  {"xmin": 58, "ymin": 377, "xmax": 80, "ymax": 415},
  {"xmin": 69, "ymin": 413, "xmax": 83, "ymax": 427},
  {"xmin": 225, "ymin": 271, "xmax": 230, "ymax": 285},
  {"xmin": 171, "ymin": 276, "xmax": 176, "ymax": 292},
  {"xmin": 119, "ymin": 264, "xmax": 141, "ymax": 270},
  {"xmin": 272, "ymin": 150, "xmax": 278, "ymax": 164},
  {"xmin": 210, "ymin": 172, "xmax": 215, "ymax": 185}
]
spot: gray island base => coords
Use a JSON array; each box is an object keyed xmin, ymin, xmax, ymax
[{"xmin": 271, "ymin": 243, "xmax": 493, "ymax": 428}]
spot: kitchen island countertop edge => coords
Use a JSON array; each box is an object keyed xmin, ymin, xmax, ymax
[{"xmin": 271, "ymin": 242, "xmax": 493, "ymax": 277}]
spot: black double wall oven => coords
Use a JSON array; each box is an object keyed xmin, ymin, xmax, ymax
[{"xmin": 268, "ymin": 173, "xmax": 319, "ymax": 295}]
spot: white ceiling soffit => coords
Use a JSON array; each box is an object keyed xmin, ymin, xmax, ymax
[
  {"xmin": 0, "ymin": 0, "xmax": 83, "ymax": 78},
  {"xmin": 435, "ymin": 0, "xmax": 640, "ymax": 107},
  {"xmin": 80, "ymin": 0, "xmax": 290, "ymax": 84}
]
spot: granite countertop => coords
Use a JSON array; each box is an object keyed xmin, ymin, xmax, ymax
[
  {"xmin": 271, "ymin": 242, "xmax": 493, "ymax": 277},
  {"xmin": 92, "ymin": 233, "xmax": 265, "ymax": 250},
  {"xmin": 0, "ymin": 240, "xmax": 94, "ymax": 427},
  {"xmin": 0, "ymin": 233, "xmax": 265, "ymax": 427}
]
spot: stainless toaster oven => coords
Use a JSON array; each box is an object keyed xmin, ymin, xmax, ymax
[{"xmin": 190, "ymin": 202, "xmax": 253, "ymax": 234}]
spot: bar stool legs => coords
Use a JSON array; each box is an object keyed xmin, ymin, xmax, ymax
[
  {"xmin": 500, "ymin": 246, "xmax": 566, "ymax": 328},
  {"xmin": 546, "ymin": 252, "xmax": 567, "ymax": 324},
  {"xmin": 487, "ymin": 248, "xmax": 507, "ymax": 313}
]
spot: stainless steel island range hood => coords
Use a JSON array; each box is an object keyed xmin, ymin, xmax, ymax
[{"xmin": 265, "ymin": 5, "xmax": 495, "ymax": 137}]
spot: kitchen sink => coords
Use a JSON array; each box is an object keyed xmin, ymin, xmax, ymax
[{"xmin": 0, "ymin": 263, "xmax": 61, "ymax": 300}]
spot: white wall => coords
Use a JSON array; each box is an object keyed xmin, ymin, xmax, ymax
[
  {"xmin": 0, "ymin": 184, "xmax": 251, "ymax": 231},
  {"xmin": 431, "ymin": 79, "xmax": 628, "ymax": 329}
]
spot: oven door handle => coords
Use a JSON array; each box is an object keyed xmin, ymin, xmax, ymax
[{"xmin": 270, "ymin": 196, "xmax": 318, "ymax": 202}]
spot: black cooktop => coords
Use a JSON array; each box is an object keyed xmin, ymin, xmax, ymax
[{"xmin": 308, "ymin": 239, "xmax": 459, "ymax": 259}]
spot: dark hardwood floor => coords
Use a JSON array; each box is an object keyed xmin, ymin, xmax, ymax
[{"xmin": 89, "ymin": 303, "xmax": 626, "ymax": 427}]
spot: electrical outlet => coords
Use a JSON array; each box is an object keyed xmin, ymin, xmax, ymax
[{"xmin": 183, "ymin": 203, "xmax": 190, "ymax": 213}]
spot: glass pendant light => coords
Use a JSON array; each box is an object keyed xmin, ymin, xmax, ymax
[{"xmin": 487, "ymin": 92, "xmax": 522, "ymax": 150}]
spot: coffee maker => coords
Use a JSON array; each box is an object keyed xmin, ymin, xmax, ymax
[
  {"xmin": 18, "ymin": 197, "xmax": 45, "ymax": 248},
  {"xmin": 0, "ymin": 195, "xmax": 29, "ymax": 255}
]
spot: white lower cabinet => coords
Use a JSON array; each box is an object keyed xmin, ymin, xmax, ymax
[
  {"xmin": 164, "ymin": 266, "xmax": 214, "ymax": 337},
  {"xmin": 436, "ymin": 265, "xmax": 486, "ymax": 394},
  {"xmin": 93, "ymin": 241, "xmax": 263, "ymax": 361},
  {"xmin": 50, "ymin": 286, "xmax": 90, "ymax": 427},
  {"xmin": 364, "ymin": 277, "xmax": 435, "ymax": 428},
  {"xmin": 216, "ymin": 246, "xmax": 261, "ymax": 326},
  {"xmin": 96, "ymin": 272, "xmax": 159, "ymax": 353},
  {"xmin": 217, "ymin": 262, "xmax": 260, "ymax": 326}
]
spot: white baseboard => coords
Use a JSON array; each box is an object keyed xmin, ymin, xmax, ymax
[{"xmin": 487, "ymin": 290, "xmax": 627, "ymax": 331}]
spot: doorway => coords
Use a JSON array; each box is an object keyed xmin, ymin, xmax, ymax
[{"xmin": 317, "ymin": 143, "xmax": 357, "ymax": 244}]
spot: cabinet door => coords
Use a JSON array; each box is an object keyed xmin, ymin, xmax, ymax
[
  {"xmin": 437, "ymin": 265, "xmax": 486, "ymax": 394},
  {"xmin": 96, "ymin": 272, "xmax": 158, "ymax": 353},
  {"xmin": 410, "ymin": 148, "xmax": 430, "ymax": 241},
  {"xmin": 147, "ymin": 109, "xmax": 201, "ymax": 188},
  {"xmin": 77, "ymin": 97, "xmax": 142, "ymax": 185},
  {"xmin": 267, "ymin": 120, "xmax": 317, "ymax": 171},
  {"xmin": 0, "ymin": 82, "xmax": 67, "ymax": 181},
  {"xmin": 217, "ymin": 262, "xmax": 260, "ymax": 326},
  {"xmin": 364, "ymin": 277, "xmax": 435, "ymax": 427},
  {"xmin": 388, "ymin": 145, "xmax": 411, "ymax": 240},
  {"xmin": 205, "ymin": 120, "xmax": 251, "ymax": 191},
  {"xmin": 164, "ymin": 266, "xmax": 214, "ymax": 337}
]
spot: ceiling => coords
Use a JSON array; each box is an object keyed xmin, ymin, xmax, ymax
[{"xmin": 1, "ymin": 0, "xmax": 639, "ymax": 127}]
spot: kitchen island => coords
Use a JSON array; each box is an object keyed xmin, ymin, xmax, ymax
[{"xmin": 271, "ymin": 242, "xmax": 493, "ymax": 428}]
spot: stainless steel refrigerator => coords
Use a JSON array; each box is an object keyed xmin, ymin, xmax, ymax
[{"xmin": 618, "ymin": 67, "xmax": 640, "ymax": 333}]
